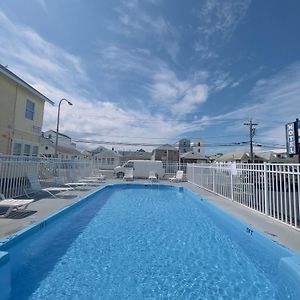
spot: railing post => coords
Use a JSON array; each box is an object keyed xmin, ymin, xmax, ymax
[
  {"xmin": 263, "ymin": 162, "xmax": 269, "ymax": 216},
  {"xmin": 192, "ymin": 163, "xmax": 195, "ymax": 183},
  {"xmin": 212, "ymin": 165, "xmax": 215, "ymax": 192},
  {"xmin": 230, "ymin": 171, "xmax": 234, "ymax": 201}
]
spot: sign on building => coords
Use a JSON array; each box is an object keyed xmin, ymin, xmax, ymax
[{"xmin": 285, "ymin": 121, "xmax": 298, "ymax": 155}]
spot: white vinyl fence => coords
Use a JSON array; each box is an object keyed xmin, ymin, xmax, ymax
[
  {"xmin": 0, "ymin": 155, "xmax": 186, "ymax": 198},
  {"xmin": 0, "ymin": 155, "xmax": 97, "ymax": 198},
  {"xmin": 187, "ymin": 163, "xmax": 300, "ymax": 229},
  {"xmin": 163, "ymin": 162, "xmax": 187, "ymax": 177}
]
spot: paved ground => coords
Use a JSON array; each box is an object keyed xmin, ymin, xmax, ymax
[{"xmin": 1, "ymin": 179, "xmax": 299, "ymax": 254}]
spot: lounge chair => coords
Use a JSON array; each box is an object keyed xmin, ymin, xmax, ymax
[
  {"xmin": 78, "ymin": 169, "xmax": 106, "ymax": 183},
  {"xmin": 148, "ymin": 171, "xmax": 158, "ymax": 182},
  {"xmin": 86, "ymin": 171, "xmax": 106, "ymax": 181},
  {"xmin": 169, "ymin": 170, "xmax": 184, "ymax": 182},
  {"xmin": 54, "ymin": 175, "xmax": 89, "ymax": 189},
  {"xmin": 123, "ymin": 168, "xmax": 134, "ymax": 181},
  {"xmin": 96, "ymin": 173, "xmax": 106, "ymax": 181},
  {"xmin": 0, "ymin": 194, "xmax": 34, "ymax": 218},
  {"xmin": 62, "ymin": 169, "xmax": 91, "ymax": 188},
  {"xmin": 26, "ymin": 172, "xmax": 72, "ymax": 198}
]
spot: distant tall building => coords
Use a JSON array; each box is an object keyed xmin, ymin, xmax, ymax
[
  {"xmin": 152, "ymin": 144, "xmax": 179, "ymax": 162},
  {"xmin": 178, "ymin": 138, "xmax": 191, "ymax": 153},
  {"xmin": 191, "ymin": 139, "xmax": 204, "ymax": 154}
]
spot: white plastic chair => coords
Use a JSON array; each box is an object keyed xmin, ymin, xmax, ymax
[
  {"xmin": 169, "ymin": 170, "xmax": 184, "ymax": 182},
  {"xmin": 123, "ymin": 168, "xmax": 134, "ymax": 181},
  {"xmin": 148, "ymin": 171, "xmax": 158, "ymax": 182}
]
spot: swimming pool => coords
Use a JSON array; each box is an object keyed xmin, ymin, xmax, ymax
[{"xmin": 0, "ymin": 184, "xmax": 299, "ymax": 299}]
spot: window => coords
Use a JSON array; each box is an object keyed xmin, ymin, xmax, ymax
[
  {"xmin": 198, "ymin": 149, "xmax": 200, "ymax": 153},
  {"xmin": 124, "ymin": 162, "xmax": 134, "ymax": 168},
  {"xmin": 12, "ymin": 143, "xmax": 22, "ymax": 156},
  {"xmin": 24, "ymin": 144, "xmax": 31, "ymax": 156},
  {"xmin": 25, "ymin": 100, "xmax": 35, "ymax": 120},
  {"xmin": 32, "ymin": 146, "xmax": 39, "ymax": 156}
]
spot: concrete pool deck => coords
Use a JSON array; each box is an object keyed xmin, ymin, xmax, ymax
[{"xmin": 0, "ymin": 179, "xmax": 299, "ymax": 254}]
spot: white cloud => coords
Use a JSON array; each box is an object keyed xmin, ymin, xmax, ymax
[
  {"xmin": 5, "ymin": 5, "xmax": 297, "ymax": 153},
  {"xmin": 150, "ymin": 68, "xmax": 187, "ymax": 103},
  {"xmin": 42, "ymin": 90, "xmax": 208, "ymax": 151},
  {"xmin": 171, "ymin": 85, "xmax": 208, "ymax": 116},
  {"xmin": 195, "ymin": 0, "xmax": 251, "ymax": 58},
  {"xmin": 113, "ymin": 2, "xmax": 180, "ymax": 62},
  {"xmin": 148, "ymin": 68, "xmax": 208, "ymax": 116},
  {"xmin": 0, "ymin": 10, "xmax": 88, "ymax": 95},
  {"xmin": 96, "ymin": 43, "xmax": 209, "ymax": 117},
  {"xmin": 201, "ymin": 62, "xmax": 300, "ymax": 147},
  {"xmin": 0, "ymin": 10, "xmax": 209, "ymax": 150},
  {"xmin": 96, "ymin": 45, "xmax": 160, "ymax": 78}
]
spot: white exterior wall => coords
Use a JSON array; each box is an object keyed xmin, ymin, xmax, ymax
[
  {"xmin": 192, "ymin": 139, "xmax": 204, "ymax": 155},
  {"xmin": 44, "ymin": 130, "xmax": 76, "ymax": 149},
  {"xmin": 94, "ymin": 150, "xmax": 121, "ymax": 169}
]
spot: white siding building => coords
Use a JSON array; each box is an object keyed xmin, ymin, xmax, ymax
[
  {"xmin": 94, "ymin": 149, "xmax": 122, "ymax": 169},
  {"xmin": 191, "ymin": 139, "xmax": 204, "ymax": 154}
]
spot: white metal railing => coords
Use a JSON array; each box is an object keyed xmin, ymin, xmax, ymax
[
  {"xmin": 0, "ymin": 155, "xmax": 98, "ymax": 198},
  {"xmin": 187, "ymin": 162, "xmax": 300, "ymax": 229},
  {"xmin": 163, "ymin": 162, "xmax": 187, "ymax": 177},
  {"xmin": 0, "ymin": 157, "xmax": 187, "ymax": 198}
]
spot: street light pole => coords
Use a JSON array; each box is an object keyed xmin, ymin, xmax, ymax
[{"xmin": 54, "ymin": 98, "xmax": 73, "ymax": 158}]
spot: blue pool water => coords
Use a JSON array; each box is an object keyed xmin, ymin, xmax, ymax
[{"xmin": 1, "ymin": 184, "xmax": 299, "ymax": 299}]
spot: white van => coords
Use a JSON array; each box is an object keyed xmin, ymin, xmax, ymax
[{"xmin": 114, "ymin": 160, "xmax": 165, "ymax": 179}]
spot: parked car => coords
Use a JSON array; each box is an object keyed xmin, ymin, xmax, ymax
[{"xmin": 114, "ymin": 160, "xmax": 165, "ymax": 179}]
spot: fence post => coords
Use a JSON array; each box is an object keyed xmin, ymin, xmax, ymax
[
  {"xmin": 230, "ymin": 171, "xmax": 234, "ymax": 201},
  {"xmin": 192, "ymin": 163, "xmax": 195, "ymax": 184},
  {"xmin": 263, "ymin": 162, "xmax": 269, "ymax": 216},
  {"xmin": 212, "ymin": 165, "xmax": 215, "ymax": 192}
]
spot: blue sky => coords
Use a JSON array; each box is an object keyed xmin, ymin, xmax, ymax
[{"xmin": 0, "ymin": 0, "xmax": 300, "ymax": 153}]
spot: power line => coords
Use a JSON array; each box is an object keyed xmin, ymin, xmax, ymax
[
  {"xmin": 74, "ymin": 138, "xmax": 250, "ymax": 148},
  {"xmin": 75, "ymin": 138, "xmax": 286, "ymax": 150}
]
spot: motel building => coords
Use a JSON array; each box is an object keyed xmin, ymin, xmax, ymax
[{"xmin": 0, "ymin": 64, "xmax": 54, "ymax": 156}]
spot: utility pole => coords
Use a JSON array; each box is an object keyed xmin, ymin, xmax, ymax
[{"xmin": 244, "ymin": 120, "xmax": 258, "ymax": 163}]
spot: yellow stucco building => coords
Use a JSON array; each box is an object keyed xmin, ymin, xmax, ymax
[{"xmin": 0, "ymin": 64, "xmax": 54, "ymax": 155}]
